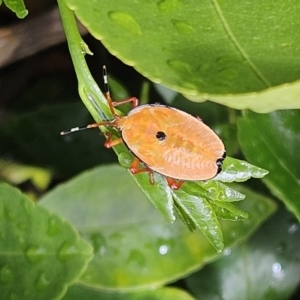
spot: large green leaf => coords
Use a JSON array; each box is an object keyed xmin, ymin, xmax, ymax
[
  {"xmin": 185, "ymin": 208, "xmax": 300, "ymax": 300},
  {"xmin": 0, "ymin": 183, "xmax": 93, "ymax": 300},
  {"xmin": 40, "ymin": 164, "xmax": 276, "ymax": 291},
  {"xmin": 237, "ymin": 110, "xmax": 300, "ymax": 221},
  {"xmin": 64, "ymin": 0, "xmax": 300, "ymax": 112},
  {"xmin": 62, "ymin": 285, "xmax": 195, "ymax": 300}
]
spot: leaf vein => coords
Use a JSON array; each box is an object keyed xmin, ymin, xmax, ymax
[{"xmin": 211, "ymin": 0, "xmax": 271, "ymax": 87}]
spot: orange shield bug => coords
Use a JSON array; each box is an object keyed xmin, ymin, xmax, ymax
[{"xmin": 61, "ymin": 66, "xmax": 226, "ymax": 189}]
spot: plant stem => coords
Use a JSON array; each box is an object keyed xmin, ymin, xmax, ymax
[{"xmin": 57, "ymin": 0, "xmax": 111, "ymax": 122}]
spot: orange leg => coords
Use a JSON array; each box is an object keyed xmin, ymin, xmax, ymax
[
  {"xmin": 166, "ymin": 177, "xmax": 185, "ymax": 190},
  {"xmin": 112, "ymin": 97, "xmax": 139, "ymax": 109},
  {"xmin": 104, "ymin": 134, "xmax": 156, "ymax": 186},
  {"xmin": 130, "ymin": 157, "xmax": 154, "ymax": 185},
  {"xmin": 103, "ymin": 66, "xmax": 139, "ymax": 117},
  {"xmin": 104, "ymin": 132, "xmax": 123, "ymax": 148}
]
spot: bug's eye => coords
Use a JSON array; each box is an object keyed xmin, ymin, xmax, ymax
[{"xmin": 156, "ymin": 131, "xmax": 167, "ymax": 141}]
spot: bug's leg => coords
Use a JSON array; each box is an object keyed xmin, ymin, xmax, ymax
[
  {"xmin": 166, "ymin": 177, "xmax": 184, "ymax": 190},
  {"xmin": 112, "ymin": 97, "xmax": 139, "ymax": 109},
  {"xmin": 104, "ymin": 132, "xmax": 123, "ymax": 148},
  {"xmin": 130, "ymin": 157, "xmax": 155, "ymax": 185},
  {"xmin": 103, "ymin": 66, "xmax": 139, "ymax": 117}
]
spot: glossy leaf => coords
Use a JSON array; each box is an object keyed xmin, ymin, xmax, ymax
[
  {"xmin": 196, "ymin": 180, "xmax": 246, "ymax": 202},
  {"xmin": 131, "ymin": 155, "xmax": 267, "ymax": 244},
  {"xmin": 63, "ymin": 0, "xmax": 300, "ymax": 112},
  {"xmin": 209, "ymin": 200, "xmax": 249, "ymax": 221},
  {"xmin": 40, "ymin": 164, "xmax": 276, "ymax": 290},
  {"xmin": 0, "ymin": 183, "xmax": 93, "ymax": 300},
  {"xmin": 62, "ymin": 285, "xmax": 195, "ymax": 300},
  {"xmin": 172, "ymin": 183, "xmax": 224, "ymax": 252},
  {"xmin": 185, "ymin": 208, "xmax": 300, "ymax": 300},
  {"xmin": 238, "ymin": 110, "xmax": 300, "ymax": 221},
  {"xmin": 213, "ymin": 157, "xmax": 269, "ymax": 182},
  {"xmin": 2, "ymin": 0, "xmax": 28, "ymax": 18}
]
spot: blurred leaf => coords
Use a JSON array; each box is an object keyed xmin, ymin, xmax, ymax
[
  {"xmin": 0, "ymin": 159, "xmax": 52, "ymax": 191},
  {"xmin": 62, "ymin": 285, "xmax": 195, "ymax": 300},
  {"xmin": 0, "ymin": 183, "xmax": 93, "ymax": 300},
  {"xmin": 40, "ymin": 164, "xmax": 276, "ymax": 291},
  {"xmin": 2, "ymin": 0, "xmax": 28, "ymax": 18},
  {"xmin": 213, "ymin": 157, "xmax": 269, "ymax": 182},
  {"xmin": 238, "ymin": 110, "xmax": 300, "ymax": 221},
  {"xmin": 0, "ymin": 103, "xmax": 116, "ymax": 178},
  {"xmin": 64, "ymin": 0, "xmax": 300, "ymax": 112},
  {"xmin": 185, "ymin": 208, "xmax": 300, "ymax": 300}
]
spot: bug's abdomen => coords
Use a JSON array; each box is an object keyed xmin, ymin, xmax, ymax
[
  {"xmin": 159, "ymin": 134, "xmax": 224, "ymax": 180},
  {"xmin": 119, "ymin": 105, "xmax": 225, "ymax": 181}
]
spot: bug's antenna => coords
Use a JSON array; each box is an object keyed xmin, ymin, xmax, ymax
[
  {"xmin": 102, "ymin": 65, "xmax": 116, "ymax": 116},
  {"xmin": 103, "ymin": 65, "xmax": 110, "ymax": 98},
  {"xmin": 60, "ymin": 125, "xmax": 91, "ymax": 135},
  {"xmin": 60, "ymin": 122, "xmax": 112, "ymax": 136}
]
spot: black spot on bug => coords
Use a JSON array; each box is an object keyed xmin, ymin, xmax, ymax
[
  {"xmin": 216, "ymin": 152, "xmax": 226, "ymax": 174},
  {"xmin": 222, "ymin": 151, "xmax": 226, "ymax": 159},
  {"xmin": 156, "ymin": 131, "xmax": 167, "ymax": 141}
]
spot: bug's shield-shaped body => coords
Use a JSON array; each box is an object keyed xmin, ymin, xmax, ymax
[{"xmin": 115, "ymin": 104, "xmax": 225, "ymax": 181}]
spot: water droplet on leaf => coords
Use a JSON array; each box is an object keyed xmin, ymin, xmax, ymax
[
  {"xmin": 26, "ymin": 245, "xmax": 47, "ymax": 263},
  {"xmin": 58, "ymin": 241, "xmax": 78, "ymax": 262},
  {"xmin": 159, "ymin": 245, "xmax": 169, "ymax": 255},
  {"xmin": 47, "ymin": 216, "xmax": 61, "ymax": 237},
  {"xmin": 288, "ymin": 221, "xmax": 299, "ymax": 234},
  {"xmin": 126, "ymin": 249, "xmax": 146, "ymax": 267},
  {"xmin": 35, "ymin": 272, "xmax": 50, "ymax": 291},
  {"xmin": 108, "ymin": 11, "xmax": 142, "ymax": 36},
  {"xmin": 171, "ymin": 19, "xmax": 195, "ymax": 34},
  {"xmin": 223, "ymin": 248, "xmax": 231, "ymax": 256},
  {"xmin": 90, "ymin": 233, "xmax": 107, "ymax": 256},
  {"xmin": 157, "ymin": 0, "xmax": 183, "ymax": 13}
]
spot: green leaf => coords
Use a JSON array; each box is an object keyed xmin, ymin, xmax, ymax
[
  {"xmin": 213, "ymin": 157, "xmax": 269, "ymax": 182},
  {"xmin": 238, "ymin": 110, "xmax": 300, "ymax": 221},
  {"xmin": 3, "ymin": 0, "xmax": 28, "ymax": 18},
  {"xmin": 197, "ymin": 180, "xmax": 246, "ymax": 202},
  {"xmin": 62, "ymin": 285, "xmax": 195, "ymax": 300},
  {"xmin": 185, "ymin": 208, "xmax": 300, "ymax": 300},
  {"xmin": 0, "ymin": 160, "xmax": 52, "ymax": 191},
  {"xmin": 40, "ymin": 164, "xmax": 276, "ymax": 290},
  {"xmin": 132, "ymin": 171, "xmax": 176, "ymax": 223},
  {"xmin": 0, "ymin": 183, "xmax": 93, "ymax": 300},
  {"xmin": 172, "ymin": 183, "xmax": 224, "ymax": 252},
  {"xmin": 64, "ymin": 0, "xmax": 300, "ymax": 112},
  {"xmin": 210, "ymin": 200, "xmax": 249, "ymax": 221}
]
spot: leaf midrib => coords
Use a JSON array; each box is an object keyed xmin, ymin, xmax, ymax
[{"xmin": 211, "ymin": 0, "xmax": 272, "ymax": 88}]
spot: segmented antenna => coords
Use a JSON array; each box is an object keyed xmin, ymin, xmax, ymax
[
  {"xmin": 60, "ymin": 123, "xmax": 109, "ymax": 135},
  {"xmin": 103, "ymin": 65, "xmax": 110, "ymax": 96},
  {"xmin": 60, "ymin": 65, "xmax": 114, "ymax": 136}
]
